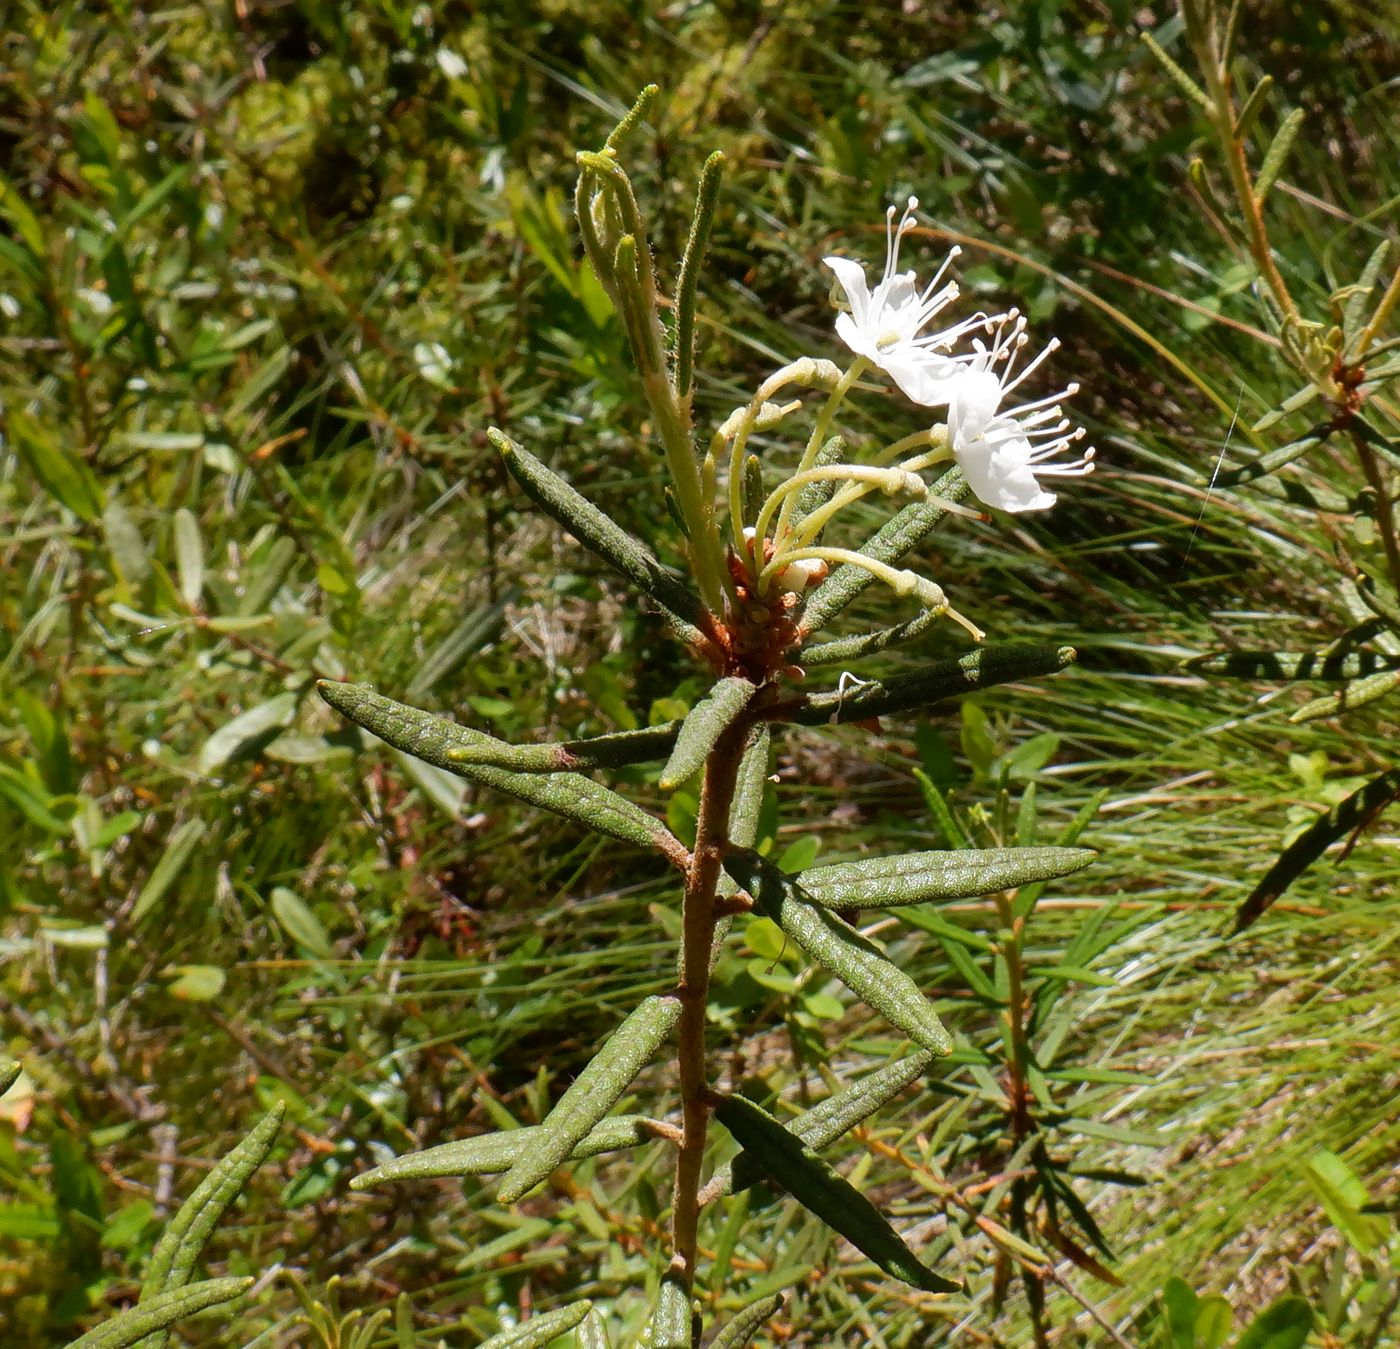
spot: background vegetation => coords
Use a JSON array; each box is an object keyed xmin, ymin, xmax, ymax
[{"xmin": 1, "ymin": 0, "xmax": 1397, "ymax": 1344}]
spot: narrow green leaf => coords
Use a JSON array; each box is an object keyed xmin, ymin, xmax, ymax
[
  {"xmin": 0, "ymin": 172, "xmax": 46, "ymax": 254},
  {"xmin": 67, "ymin": 1278, "xmax": 253, "ymax": 1349},
  {"xmin": 405, "ymin": 592, "xmax": 516, "ymax": 700},
  {"xmin": 0, "ymin": 1061, "xmax": 19, "ymax": 1097},
  {"xmin": 1254, "ymin": 108, "xmax": 1306, "ymax": 202},
  {"xmin": 350, "ymin": 1114, "xmax": 658, "ymax": 1188},
  {"xmin": 496, "ymin": 995, "xmax": 680, "ymax": 1203},
  {"xmin": 1138, "ymin": 32, "xmax": 1213, "ymax": 113},
  {"xmin": 439, "ymin": 722, "xmax": 682, "ymax": 774},
  {"xmin": 9, "ymin": 408, "xmax": 105, "ymax": 523},
  {"xmin": 1189, "ymin": 649, "xmax": 1400, "ymax": 680},
  {"xmin": 729, "ymin": 726, "xmax": 771, "ymax": 852},
  {"xmin": 492, "ymin": 431, "xmax": 707, "ymax": 639},
  {"xmin": 800, "ymin": 607, "xmax": 943, "ymax": 666},
  {"xmin": 674, "ymin": 150, "xmax": 723, "ymax": 400},
  {"xmin": 317, "ymin": 682, "xmax": 681, "ymax": 858},
  {"xmin": 1214, "ymin": 428, "xmax": 1327, "ymax": 487},
  {"xmin": 1288, "ymin": 667, "xmax": 1400, "ymax": 722},
  {"xmin": 647, "ymin": 1275, "xmax": 692, "ymax": 1349},
  {"xmin": 708, "ymin": 1293, "xmax": 785, "ymax": 1349},
  {"xmin": 777, "ymin": 645, "xmax": 1076, "ymax": 726},
  {"xmin": 1344, "ymin": 239, "xmax": 1391, "ymax": 350},
  {"xmin": 131, "ymin": 819, "xmax": 207, "ymax": 924},
  {"xmin": 796, "ymin": 469, "xmax": 970, "ymax": 636},
  {"xmin": 1234, "ymin": 74, "xmax": 1274, "ymax": 138},
  {"xmin": 724, "ymin": 850, "xmax": 952, "ymax": 1055},
  {"xmin": 197, "ymin": 693, "xmax": 298, "ymax": 775},
  {"xmin": 790, "ymin": 434, "xmax": 847, "ymax": 531},
  {"xmin": 1232, "ymin": 1296, "xmax": 1313, "ymax": 1349},
  {"xmin": 138, "ymin": 1106, "xmax": 284, "ymax": 1342},
  {"xmin": 659, "ymin": 677, "xmax": 757, "ymax": 789},
  {"xmin": 714, "ymin": 1093, "xmax": 959, "ymax": 1293},
  {"xmin": 795, "ymin": 846, "xmax": 1095, "ymax": 908},
  {"xmin": 476, "ymin": 1301, "xmax": 594, "ymax": 1349},
  {"xmin": 728, "ymin": 1051, "xmax": 933, "ymax": 1194}
]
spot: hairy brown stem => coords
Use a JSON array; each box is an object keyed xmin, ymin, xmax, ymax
[
  {"xmin": 1352, "ymin": 426, "xmax": 1400, "ymax": 600},
  {"xmin": 670, "ymin": 716, "xmax": 750, "ymax": 1291}
]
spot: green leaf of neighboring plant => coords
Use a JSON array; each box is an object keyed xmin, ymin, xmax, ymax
[
  {"xmin": 659, "ymin": 677, "xmax": 757, "ymax": 789},
  {"xmin": 68, "ymin": 1278, "xmax": 253, "ymax": 1349},
  {"xmin": 317, "ymin": 681, "xmax": 683, "ymax": 861},
  {"xmin": 269, "ymin": 887, "xmax": 332, "ymax": 959},
  {"xmin": 708, "ymin": 1293, "xmax": 785, "ymax": 1349},
  {"xmin": 350, "ymin": 1114, "xmax": 658, "ymax": 1188},
  {"xmin": 779, "ymin": 645, "xmax": 1076, "ymax": 725},
  {"xmin": 495, "ymin": 996, "xmax": 680, "ymax": 1203},
  {"xmin": 8, "ymin": 408, "xmax": 106, "ymax": 523},
  {"xmin": 197, "ymin": 693, "xmax": 298, "ymax": 775},
  {"xmin": 1196, "ymin": 1296, "xmax": 1234, "ymax": 1349},
  {"xmin": 1161, "ymin": 1276, "xmax": 1198, "ymax": 1349},
  {"xmin": 1303, "ymin": 1149, "xmax": 1385, "ymax": 1254},
  {"xmin": 1235, "ymin": 765, "xmax": 1400, "ymax": 931},
  {"xmin": 135, "ymin": 1107, "xmax": 284, "ymax": 1349},
  {"xmin": 476, "ymin": 1301, "xmax": 594, "ymax": 1349},
  {"xmin": 713, "ymin": 1093, "xmax": 959, "ymax": 1293},
  {"xmin": 795, "ymin": 846, "xmax": 1095, "ymax": 908},
  {"xmin": 0, "ymin": 1061, "xmax": 19, "ymax": 1097},
  {"xmin": 1232, "ymin": 1296, "xmax": 1313, "ymax": 1349},
  {"xmin": 724, "ymin": 850, "xmax": 952, "ymax": 1055},
  {"xmin": 797, "ymin": 470, "xmax": 970, "ymax": 636},
  {"xmin": 492, "ymin": 431, "xmax": 707, "ymax": 637},
  {"xmin": 647, "ymin": 1275, "xmax": 692, "ymax": 1349},
  {"xmin": 164, "ymin": 966, "xmax": 226, "ymax": 1002}
]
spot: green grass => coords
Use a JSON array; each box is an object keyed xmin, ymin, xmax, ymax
[{"xmin": 2, "ymin": 0, "xmax": 1398, "ymax": 1344}]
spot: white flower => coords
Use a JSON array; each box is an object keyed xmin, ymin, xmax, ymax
[
  {"xmin": 945, "ymin": 313, "xmax": 1095, "ymax": 514},
  {"xmin": 824, "ymin": 198, "xmax": 985, "ymax": 407}
]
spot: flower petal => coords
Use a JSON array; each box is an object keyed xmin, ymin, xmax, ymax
[{"xmin": 823, "ymin": 256, "xmax": 873, "ymax": 325}]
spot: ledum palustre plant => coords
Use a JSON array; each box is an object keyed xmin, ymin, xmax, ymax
[
  {"xmin": 308, "ymin": 89, "xmax": 1100, "ymax": 1346},
  {"xmin": 1143, "ymin": 1, "xmax": 1400, "ymax": 929},
  {"xmin": 312, "ymin": 89, "xmax": 1097, "ymax": 1343}
]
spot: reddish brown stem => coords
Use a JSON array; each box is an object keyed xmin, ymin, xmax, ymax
[{"xmin": 670, "ymin": 716, "xmax": 749, "ymax": 1292}]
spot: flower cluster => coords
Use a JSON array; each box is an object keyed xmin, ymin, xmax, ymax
[{"xmin": 824, "ymin": 198, "xmax": 1094, "ymax": 515}]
